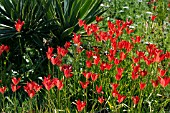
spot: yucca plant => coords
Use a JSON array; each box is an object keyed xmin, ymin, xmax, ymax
[
  {"xmin": 42, "ymin": 0, "xmax": 104, "ymax": 46},
  {"xmin": 0, "ymin": 0, "xmax": 104, "ymax": 79},
  {"xmin": 0, "ymin": 0, "xmax": 56, "ymax": 78}
]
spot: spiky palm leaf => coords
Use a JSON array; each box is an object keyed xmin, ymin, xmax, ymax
[{"xmin": 41, "ymin": 0, "xmax": 104, "ymax": 46}]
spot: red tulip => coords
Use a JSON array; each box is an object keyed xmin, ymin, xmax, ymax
[
  {"xmin": 11, "ymin": 84, "xmax": 21, "ymax": 92},
  {"xmin": 96, "ymin": 85, "xmax": 102, "ymax": 94},
  {"xmin": 15, "ymin": 19, "xmax": 24, "ymax": 32},
  {"xmin": 117, "ymin": 94, "xmax": 126, "ymax": 103},
  {"xmin": 84, "ymin": 24, "xmax": 92, "ymax": 36},
  {"xmin": 42, "ymin": 75, "xmax": 55, "ymax": 90},
  {"xmin": 151, "ymin": 79, "xmax": 159, "ymax": 88},
  {"xmin": 0, "ymin": 44, "xmax": 10, "ymax": 54},
  {"xmin": 120, "ymin": 52, "xmax": 126, "ymax": 61},
  {"xmin": 154, "ymin": 51, "xmax": 166, "ymax": 63},
  {"xmin": 117, "ymin": 67, "xmax": 124, "ymax": 75},
  {"xmin": 109, "ymin": 49, "xmax": 117, "ymax": 56},
  {"xmin": 27, "ymin": 90, "xmax": 35, "ymax": 98},
  {"xmin": 12, "ymin": 77, "xmax": 21, "ymax": 85},
  {"xmin": 112, "ymin": 89, "xmax": 119, "ymax": 97},
  {"xmin": 46, "ymin": 46, "xmax": 54, "ymax": 59},
  {"xmin": 91, "ymin": 73, "xmax": 99, "ymax": 81},
  {"xmin": 93, "ymin": 55, "xmax": 100, "ymax": 65},
  {"xmin": 114, "ymin": 58, "xmax": 121, "ymax": 65},
  {"xmin": 136, "ymin": 51, "xmax": 145, "ymax": 59},
  {"xmin": 47, "ymin": 46, "xmax": 54, "ymax": 54},
  {"xmin": 108, "ymin": 20, "xmax": 116, "ymax": 32},
  {"xmin": 33, "ymin": 83, "xmax": 42, "ymax": 92},
  {"xmin": 93, "ymin": 46, "xmax": 100, "ymax": 53},
  {"xmin": 126, "ymin": 19, "xmax": 133, "ymax": 26},
  {"xmin": 158, "ymin": 76, "xmax": 170, "ymax": 87},
  {"xmin": 64, "ymin": 41, "xmax": 71, "ymax": 49},
  {"xmin": 72, "ymin": 33, "xmax": 81, "ymax": 45},
  {"xmin": 158, "ymin": 68, "xmax": 167, "ymax": 77},
  {"xmin": 165, "ymin": 51, "xmax": 170, "ymax": 59},
  {"xmin": 132, "ymin": 56, "xmax": 140, "ymax": 63},
  {"xmin": 98, "ymin": 96, "xmax": 105, "ymax": 104},
  {"xmin": 78, "ymin": 19, "xmax": 85, "ymax": 27},
  {"xmin": 131, "ymin": 36, "xmax": 141, "ymax": 43},
  {"xmin": 151, "ymin": 15, "xmax": 156, "ymax": 21},
  {"xmin": 144, "ymin": 58, "xmax": 153, "ymax": 66},
  {"xmin": 132, "ymin": 96, "xmax": 140, "ymax": 105},
  {"xmin": 111, "ymin": 41, "xmax": 117, "ymax": 50},
  {"xmin": 96, "ymin": 16, "xmax": 103, "ymax": 23},
  {"xmin": 132, "ymin": 64, "xmax": 140, "ymax": 73},
  {"xmin": 4, "ymin": 45, "xmax": 10, "ymax": 52},
  {"xmin": 100, "ymin": 62, "xmax": 106, "ymax": 71},
  {"xmin": 57, "ymin": 46, "xmax": 68, "ymax": 57},
  {"xmin": 139, "ymin": 82, "xmax": 146, "ymax": 90},
  {"xmin": 24, "ymin": 81, "xmax": 41, "ymax": 98},
  {"xmin": 115, "ymin": 74, "xmax": 122, "ymax": 81},
  {"xmin": 76, "ymin": 99, "xmax": 86, "ymax": 112},
  {"xmin": 86, "ymin": 50, "xmax": 93, "ymax": 59},
  {"xmin": 79, "ymin": 81, "xmax": 90, "ymax": 89},
  {"xmin": 86, "ymin": 60, "xmax": 92, "ymax": 68},
  {"xmin": 116, "ymin": 20, "xmax": 122, "ymax": 28},
  {"xmin": 99, "ymin": 31, "xmax": 109, "ymax": 41},
  {"xmin": 91, "ymin": 24, "xmax": 99, "ymax": 33},
  {"xmin": 107, "ymin": 54, "xmax": 114, "ymax": 62},
  {"xmin": 105, "ymin": 63, "xmax": 112, "ymax": 70},
  {"xmin": 53, "ymin": 79, "xmax": 64, "ymax": 90},
  {"xmin": 111, "ymin": 83, "xmax": 119, "ymax": 90},
  {"xmin": 0, "ymin": 86, "xmax": 7, "ymax": 94},
  {"xmin": 132, "ymin": 72, "xmax": 139, "ymax": 80},
  {"xmin": 50, "ymin": 57, "xmax": 62, "ymax": 66},
  {"xmin": 140, "ymin": 70, "xmax": 147, "ymax": 77},
  {"xmin": 126, "ymin": 27, "xmax": 134, "ymax": 35},
  {"xmin": 82, "ymin": 71, "xmax": 91, "ymax": 80},
  {"xmin": 94, "ymin": 33, "xmax": 101, "ymax": 42},
  {"xmin": 63, "ymin": 68, "xmax": 73, "ymax": 78}
]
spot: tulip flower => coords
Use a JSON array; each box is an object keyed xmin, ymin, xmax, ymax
[
  {"xmin": 76, "ymin": 99, "xmax": 86, "ymax": 112},
  {"xmin": 15, "ymin": 19, "xmax": 24, "ymax": 32}
]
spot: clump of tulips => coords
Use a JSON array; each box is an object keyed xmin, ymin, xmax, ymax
[{"xmin": 0, "ymin": 16, "xmax": 169, "ymax": 112}]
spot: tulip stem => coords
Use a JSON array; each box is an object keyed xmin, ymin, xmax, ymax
[
  {"xmin": 14, "ymin": 92, "xmax": 17, "ymax": 112},
  {"xmin": 2, "ymin": 94, "xmax": 5, "ymax": 112},
  {"xmin": 48, "ymin": 60, "xmax": 51, "ymax": 74},
  {"xmin": 29, "ymin": 98, "xmax": 32, "ymax": 113},
  {"xmin": 85, "ymin": 88, "xmax": 87, "ymax": 113}
]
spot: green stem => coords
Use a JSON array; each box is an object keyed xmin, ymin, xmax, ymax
[
  {"xmin": 48, "ymin": 60, "xmax": 51, "ymax": 74},
  {"xmin": 2, "ymin": 94, "xmax": 5, "ymax": 112},
  {"xmin": 14, "ymin": 92, "xmax": 17, "ymax": 112},
  {"xmin": 64, "ymin": 79, "xmax": 67, "ymax": 109},
  {"xmin": 85, "ymin": 88, "xmax": 87, "ymax": 113},
  {"xmin": 29, "ymin": 98, "xmax": 32, "ymax": 113},
  {"xmin": 137, "ymin": 91, "xmax": 143, "ymax": 112}
]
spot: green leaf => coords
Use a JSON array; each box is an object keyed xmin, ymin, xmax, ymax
[
  {"xmin": 69, "ymin": 0, "xmax": 82, "ymax": 24},
  {"xmin": 79, "ymin": 0, "xmax": 93, "ymax": 19},
  {"xmin": 61, "ymin": 26, "xmax": 74, "ymax": 38},
  {"xmin": 55, "ymin": 0, "xmax": 65, "ymax": 25}
]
